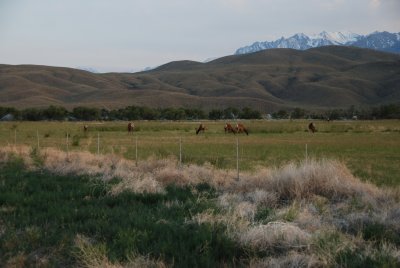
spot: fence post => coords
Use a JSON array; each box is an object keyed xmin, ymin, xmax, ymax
[
  {"xmin": 179, "ymin": 137, "xmax": 182, "ymax": 167},
  {"xmin": 66, "ymin": 133, "xmax": 69, "ymax": 158},
  {"xmin": 36, "ymin": 130, "xmax": 40, "ymax": 149},
  {"xmin": 135, "ymin": 136, "xmax": 138, "ymax": 167},
  {"xmin": 14, "ymin": 129, "xmax": 17, "ymax": 147},
  {"xmin": 305, "ymin": 143, "xmax": 308, "ymax": 164},
  {"xmin": 97, "ymin": 133, "xmax": 100, "ymax": 155},
  {"xmin": 236, "ymin": 137, "xmax": 239, "ymax": 180}
]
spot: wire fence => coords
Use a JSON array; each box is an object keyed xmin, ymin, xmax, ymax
[{"xmin": 3, "ymin": 128, "xmax": 314, "ymax": 180}]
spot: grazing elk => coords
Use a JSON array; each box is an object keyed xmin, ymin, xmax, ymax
[
  {"xmin": 308, "ymin": 122, "xmax": 317, "ymax": 133},
  {"xmin": 196, "ymin": 123, "xmax": 206, "ymax": 135},
  {"xmin": 235, "ymin": 123, "xmax": 249, "ymax": 135},
  {"xmin": 83, "ymin": 125, "xmax": 88, "ymax": 132},
  {"xmin": 128, "ymin": 122, "xmax": 134, "ymax": 133},
  {"xmin": 224, "ymin": 123, "xmax": 236, "ymax": 134}
]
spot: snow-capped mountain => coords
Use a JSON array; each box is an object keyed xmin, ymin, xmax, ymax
[{"xmin": 235, "ymin": 31, "xmax": 400, "ymax": 54}]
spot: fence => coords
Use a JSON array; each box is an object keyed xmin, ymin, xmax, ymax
[{"xmin": 3, "ymin": 128, "xmax": 314, "ymax": 180}]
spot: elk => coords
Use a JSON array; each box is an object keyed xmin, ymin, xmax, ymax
[
  {"xmin": 235, "ymin": 123, "xmax": 249, "ymax": 135},
  {"xmin": 196, "ymin": 123, "xmax": 206, "ymax": 135},
  {"xmin": 224, "ymin": 123, "xmax": 236, "ymax": 134},
  {"xmin": 308, "ymin": 122, "xmax": 317, "ymax": 133},
  {"xmin": 128, "ymin": 122, "xmax": 134, "ymax": 133},
  {"xmin": 83, "ymin": 125, "xmax": 88, "ymax": 132}
]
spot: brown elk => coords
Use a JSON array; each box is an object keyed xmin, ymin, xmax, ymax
[
  {"xmin": 83, "ymin": 125, "xmax": 88, "ymax": 132},
  {"xmin": 308, "ymin": 122, "xmax": 317, "ymax": 133},
  {"xmin": 224, "ymin": 123, "xmax": 236, "ymax": 134},
  {"xmin": 128, "ymin": 122, "xmax": 134, "ymax": 133},
  {"xmin": 235, "ymin": 123, "xmax": 249, "ymax": 135},
  {"xmin": 196, "ymin": 124, "xmax": 206, "ymax": 135}
]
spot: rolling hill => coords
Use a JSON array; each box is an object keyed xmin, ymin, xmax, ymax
[{"xmin": 1, "ymin": 46, "xmax": 399, "ymax": 112}]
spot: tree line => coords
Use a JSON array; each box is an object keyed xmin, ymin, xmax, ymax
[{"xmin": 0, "ymin": 103, "xmax": 399, "ymax": 121}]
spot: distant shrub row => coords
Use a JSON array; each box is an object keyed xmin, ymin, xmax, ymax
[{"xmin": 0, "ymin": 103, "xmax": 399, "ymax": 121}]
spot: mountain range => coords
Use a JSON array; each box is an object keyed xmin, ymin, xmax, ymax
[
  {"xmin": 1, "ymin": 46, "xmax": 399, "ymax": 112},
  {"xmin": 235, "ymin": 31, "xmax": 400, "ymax": 55}
]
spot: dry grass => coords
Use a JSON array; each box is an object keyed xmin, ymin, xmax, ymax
[
  {"xmin": 239, "ymin": 221, "xmax": 311, "ymax": 251},
  {"xmin": 249, "ymin": 252, "xmax": 320, "ymax": 268},
  {"xmin": 1, "ymin": 145, "xmax": 399, "ymax": 266}
]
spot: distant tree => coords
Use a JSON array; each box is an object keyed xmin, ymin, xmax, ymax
[
  {"xmin": 239, "ymin": 107, "xmax": 262, "ymax": 119},
  {"xmin": 72, "ymin": 107, "xmax": 100, "ymax": 120},
  {"xmin": 162, "ymin": 107, "xmax": 186, "ymax": 120},
  {"xmin": 21, "ymin": 108, "xmax": 44, "ymax": 121},
  {"xmin": 141, "ymin": 107, "xmax": 159, "ymax": 120},
  {"xmin": 208, "ymin": 109, "xmax": 224, "ymax": 120},
  {"xmin": 184, "ymin": 108, "xmax": 206, "ymax": 120},
  {"xmin": 43, "ymin": 105, "xmax": 68, "ymax": 120},
  {"xmin": 378, "ymin": 104, "xmax": 400, "ymax": 119},
  {"xmin": 273, "ymin": 110, "xmax": 289, "ymax": 119},
  {"xmin": 0, "ymin": 107, "xmax": 19, "ymax": 118},
  {"xmin": 291, "ymin": 107, "xmax": 306, "ymax": 119},
  {"xmin": 223, "ymin": 107, "xmax": 239, "ymax": 120}
]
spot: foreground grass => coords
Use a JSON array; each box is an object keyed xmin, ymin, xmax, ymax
[
  {"xmin": 0, "ymin": 160, "xmax": 242, "ymax": 267},
  {"xmin": 1, "ymin": 146, "xmax": 399, "ymax": 267}
]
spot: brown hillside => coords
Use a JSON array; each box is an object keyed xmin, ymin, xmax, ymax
[{"xmin": 0, "ymin": 46, "xmax": 399, "ymax": 111}]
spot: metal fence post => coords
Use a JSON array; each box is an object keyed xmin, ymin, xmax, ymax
[
  {"xmin": 179, "ymin": 137, "xmax": 182, "ymax": 167},
  {"xmin": 135, "ymin": 136, "xmax": 138, "ymax": 167},
  {"xmin": 236, "ymin": 137, "xmax": 239, "ymax": 180},
  {"xmin": 305, "ymin": 143, "xmax": 308, "ymax": 164},
  {"xmin": 36, "ymin": 130, "xmax": 40, "ymax": 149},
  {"xmin": 66, "ymin": 133, "xmax": 69, "ymax": 158}
]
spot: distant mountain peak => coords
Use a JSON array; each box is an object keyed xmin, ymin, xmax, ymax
[{"xmin": 235, "ymin": 31, "xmax": 400, "ymax": 55}]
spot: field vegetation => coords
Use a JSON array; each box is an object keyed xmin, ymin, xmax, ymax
[
  {"xmin": 0, "ymin": 120, "xmax": 399, "ymax": 267},
  {"xmin": 0, "ymin": 119, "xmax": 399, "ymax": 186}
]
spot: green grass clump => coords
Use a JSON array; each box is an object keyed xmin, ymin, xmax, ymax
[{"xmin": 0, "ymin": 160, "xmax": 243, "ymax": 267}]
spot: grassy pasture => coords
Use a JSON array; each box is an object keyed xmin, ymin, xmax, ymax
[{"xmin": 0, "ymin": 119, "xmax": 399, "ymax": 186}]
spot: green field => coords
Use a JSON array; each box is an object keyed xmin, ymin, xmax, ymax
[
  {"xmin": 1, "ymin": 120, "xmax": 400, "ymax": 267},
  {"xmin": 1, "ymin": 120, "xmax": 399, "ymax": 186}
]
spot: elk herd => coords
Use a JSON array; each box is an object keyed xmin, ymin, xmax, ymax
[{"xmin": 83, "ymin": 121, "xmax": 318, "ymax": 135}]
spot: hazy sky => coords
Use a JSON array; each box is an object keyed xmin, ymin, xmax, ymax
[{"xmin": 1, "ymin": 0, "xmax": 399, "ymax": 72}]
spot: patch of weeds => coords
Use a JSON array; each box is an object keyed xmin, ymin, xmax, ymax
[
  {"xmin": 312, "ymin": 195, "xmax": 329, "ymax": 214},
  {"xmin": 30, "ymin": 147, "xmax": 44, "ymax": 167},
  {"xmin": 362, "ymin": 222, "xmax": 400, "ymax": 246},
  {"xmin": 283, "ymin": 201, "xmax": 300, "ymax": 222},
  {"xmin": 72, "ymin": 135, "xmax": 80, "ymax": 146},
  {"xmin": 254, "ymin": 207, "xmax": 274, "ymax": 223},
  {"xmin": 336, "ymin": 247, "xmax": 399, "ymax": 268},
  {"xmin": 210, "ymin": 156, "xmax": 227, "ymax": 169},
  {"xmin": 348, "ymin": 196, "xmax": 366, "ymax": 212}
]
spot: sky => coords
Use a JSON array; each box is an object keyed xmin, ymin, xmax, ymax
[{"xmin": 1, "ymin": 0, "xmax": 399, "ymax": 72}]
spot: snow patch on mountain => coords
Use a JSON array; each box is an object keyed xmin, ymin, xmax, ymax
[{"xmin": 235, "ymin": 31, "xmax": 400, "ymax": 55}]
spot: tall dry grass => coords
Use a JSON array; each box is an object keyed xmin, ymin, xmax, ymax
[{"xmin": 1, "ymin": 145, "xmax": 399, "ymax": 266}]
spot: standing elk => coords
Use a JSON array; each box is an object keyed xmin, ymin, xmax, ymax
[
  {"xmin": 83, "ymin": 125, "xmax": 88, "ymax": 132},
  {"xmin": 235, "ymin": 123, "xmax": 249, "ymax": 135},
  {"xmin": 224, "ymin": 123, "xmax": 236, "ymax": 134},
  {"xmin": 308, "ymin": 122, "xmax": 317, "ymax": 133},
  {"xmin": 196, "ymin": 124, "xmax": 206, "ymax": 135},
  {"xmin": 128, "ymin": 122, "xmax": 134, "ymax": 133}
]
